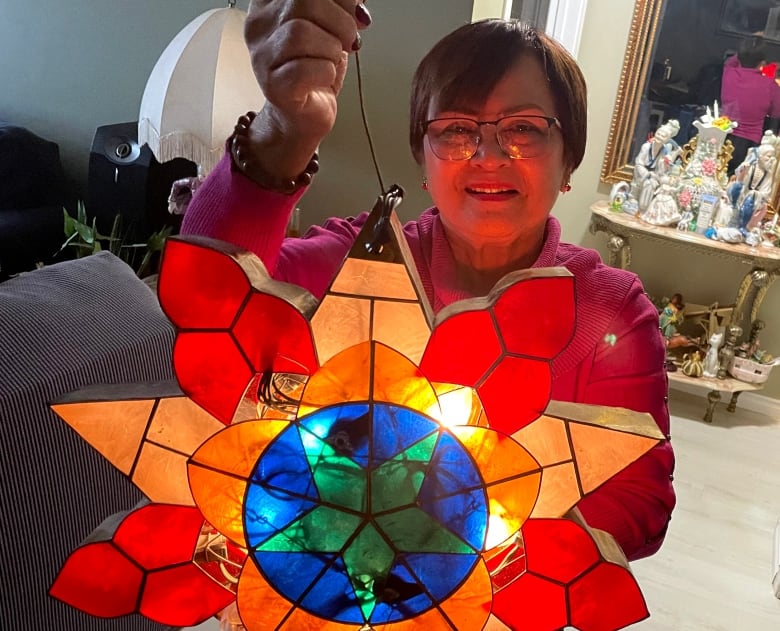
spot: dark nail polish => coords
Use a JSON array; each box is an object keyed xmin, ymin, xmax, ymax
[
  {"xmin": 355, "ymin": 3, "xmax": 372, "ymax": 27},
  {"xmin": 351, "ymin": 32, "xmax": 362, "ymax": 51}
]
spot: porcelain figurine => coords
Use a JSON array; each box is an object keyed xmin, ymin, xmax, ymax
[
  {"xmin": 631, "ymin": 119, "xmax": 681, "ymax": 203},
  {"xmin": 702, "ymin": 331, "xmax": 723, "ymax": 378},
  {"xmin": 640, "ymin": 175, "xmax": 682, "ymax": 226}
]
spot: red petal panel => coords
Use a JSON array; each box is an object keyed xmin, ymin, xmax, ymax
[
  {"xmin": 493, "ymin": 275, "xmax": 576, "ymax": 359},
  {"xmin": 114, "ymin": 505, "xmax": 205, "ymax": 570},
  {"xmin": 569, "ymin": 563, "xmax": 649, "ymax": 631},
  {"xmin": 477, "ymin": 356, "xmax": 551, "ymax": 433},
  {"xmin": 140, "ymin": 563, "xmax": 235, "ymax": 626},
  {"xmin": 174, "ymin": 332, "xmax": 253, "ymax": 424},
  {"xmin": 492, "ymin": 572, "xmax": 567, "ymax": 631},
  {"xmin": 233, "ymin": 292, "xmax": 318, "ymax": 375},
  {"xmin": 159, "ymin": 238, "xmax": 251, "ymax": 330},
  {"xmin": 49, "ymin": 542, "xmax": 143, "ymax": 618},
  {"xmin": 522, "ymin": 518, "xmax": 599, "ymax": 584},
  {"xmin": 420, "ymin": 310, "xmax": 501, "ymax": 385}
]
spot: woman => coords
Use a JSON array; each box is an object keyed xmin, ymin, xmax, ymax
[
  {"xmin": 721, "ymin": 36, "xmax": 780, "ymax": 174},
  {"xmin": 182, "ymin": 0, "xmax": 675, "ymax": 561}
]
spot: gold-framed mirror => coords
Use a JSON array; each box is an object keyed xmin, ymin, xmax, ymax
[
  {"xmin": 601, "ymin": 0, "xmax": 666, "ymax": 185},
  {"xmin": 600, "ymin": 0, "xmax": 780, "ymax": 214}
]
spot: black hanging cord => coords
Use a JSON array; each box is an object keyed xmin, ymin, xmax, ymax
[{"xmin": 354, "ymin": 50, "xmax": 386, "ymax": 195}]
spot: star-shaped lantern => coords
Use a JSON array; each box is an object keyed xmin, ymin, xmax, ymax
[{"xmin": 50, "ymin": 187, "xmax": 663, "ymax": 630}]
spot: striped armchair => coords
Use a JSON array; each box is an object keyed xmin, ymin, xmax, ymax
[{"xmin": 0, "ymin": 252, "xmax": 176, "ymax": 630}]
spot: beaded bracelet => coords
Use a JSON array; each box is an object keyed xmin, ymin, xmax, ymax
[{"xmin": 230, "ymin": 111, "xmax": 319, "ymax": 194}]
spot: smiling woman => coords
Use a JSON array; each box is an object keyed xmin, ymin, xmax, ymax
[{"xmin": 181, "ymin": 2, "xmax": 675, "ymax": 570}]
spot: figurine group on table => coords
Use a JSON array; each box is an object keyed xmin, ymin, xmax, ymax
[{"xmin": 610, "ymin": 104, "xmax": 780, "ymax": 248}]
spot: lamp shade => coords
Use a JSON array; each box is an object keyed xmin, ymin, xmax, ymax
[{"xmin": 139, "ymin": 7, "xmax": 265, "ymax": 173}]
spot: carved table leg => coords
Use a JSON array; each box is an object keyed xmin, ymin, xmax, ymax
[
  {"xmin": 729, "ymin": 269, "xmax": 774, "ymax": 340},
  {"xmin": 727, "ymin": 392, "xmax": 741, "ymax": 413},
  {"xmin": 717, "ymin": 325, "xmax": 742, "ymax": 380},
  {"xmin": 605, "ymin": 234, "xmax": 631, "ymax": 270},
  {"xmin": 704, "ymin": 390, "xmax": 721, "ymax": 423}
]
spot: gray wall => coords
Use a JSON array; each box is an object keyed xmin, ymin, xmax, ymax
[{"xmin": 0, "ymin": 0, "xmax": 472, "ymax": 224}]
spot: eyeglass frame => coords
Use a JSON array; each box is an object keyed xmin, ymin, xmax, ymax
[{"xmin": 422, "ymin": 114, "xmax": 562, "ymax": 161}]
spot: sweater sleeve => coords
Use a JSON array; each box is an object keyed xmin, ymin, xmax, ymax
[
  {"xmin": 180, "ymin": 150, "xmax": 306, "ymax": 274},
  {"xmin": 575, "ymin": 279, "xmax": 676, "ymax": 561}
]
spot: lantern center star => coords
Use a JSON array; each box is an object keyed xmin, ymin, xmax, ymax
[{"xmin": 244, "ymin": 402, "xmax": 488, "ymax": 625}]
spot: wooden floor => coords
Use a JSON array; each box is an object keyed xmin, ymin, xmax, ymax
[
  {"xmin": 630, "ymin": 389, "xmax": 780, "ymax": 630},
  {"xmin": 186, "ymin": 389, "xmax": 780, "ymax": 631}
]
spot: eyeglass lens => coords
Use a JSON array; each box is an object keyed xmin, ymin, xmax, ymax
[{"xmin": 426, "ymin": 115, "xmax": 555, "ymax": 160}]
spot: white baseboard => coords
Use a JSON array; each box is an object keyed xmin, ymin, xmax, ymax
[{"xmin": 668, "ymin": 381, "xmax": 780, "ymax": 419}]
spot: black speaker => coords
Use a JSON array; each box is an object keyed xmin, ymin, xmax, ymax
[{"xmin": 86, "ymin": 122, "xmax": 197, "ymax": 243}]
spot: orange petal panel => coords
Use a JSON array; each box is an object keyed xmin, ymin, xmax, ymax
[
  {"xmin": 236, "ymin": 560, "xmax": 295, "ymax": 631},
  {"xmin": 298, "ymin": 343, "xmax": 371, "ymax": 416},
  {"xmin": 190, "ymin": 420, "xmax": 288, "ymax": 477},
  {"xmin": 188, "ymin": 420, "xmax": 288, "ymax": 547},
  {"xmin": 188, "ymin": 465, "xmax": 249, "ymax": 549},
  {"xmin": 371, "ymin": 342, "xmax": 438, "ymax": 412},
  {"xmin": 437, "ymin": 558, "xmax": 492, "ymax": 630}
]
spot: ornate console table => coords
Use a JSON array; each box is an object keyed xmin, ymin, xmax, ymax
[{"xmin": 589, "ymin": 200, "xmax": 780, "ymax": 422}]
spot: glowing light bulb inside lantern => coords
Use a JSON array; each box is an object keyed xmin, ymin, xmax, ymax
[
  {"xmin": 486, "ymin": 503, "xmax": 517, "ymax": 549},
  {"xmin": 425, "ymin": 385, "xmax": 481, "ymax": 428}
]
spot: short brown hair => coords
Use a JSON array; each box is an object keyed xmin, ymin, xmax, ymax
[{"xmin": 409, "ymin": 19, "xmax": 587, "ymax": 173}]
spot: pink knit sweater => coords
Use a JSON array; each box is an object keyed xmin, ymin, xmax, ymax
[{"xmin": 183, "ymin": 153, "xmax": 676, "ymax": 561}]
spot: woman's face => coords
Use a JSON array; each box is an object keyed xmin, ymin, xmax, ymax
[{"xmin": 423, "ymin": 54, "xmax": 569, "ymax": 250}]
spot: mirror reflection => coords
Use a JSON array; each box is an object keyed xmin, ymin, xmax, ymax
[{"xmin": 634, "ymin": 0, "xmax": 780, "ymax": 170}]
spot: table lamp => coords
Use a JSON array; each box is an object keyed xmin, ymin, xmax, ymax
[{"xmin": 138, "ymin": 2, "xmax": 265, "ymax": 176}]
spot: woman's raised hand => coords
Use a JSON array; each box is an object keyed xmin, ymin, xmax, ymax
[{"xmin": 245, "ymin": 0, "xmax": 370, "ymax": 151}]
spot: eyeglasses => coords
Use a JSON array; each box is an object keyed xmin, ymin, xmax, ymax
[{"xmin": 423, "ymin": 114, "xmax": 561, "ymax": 161}]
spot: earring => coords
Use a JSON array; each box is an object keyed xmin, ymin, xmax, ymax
[
  {"xmin": 562, "ymin": 182, "xmax": 572, "ymax": 193},
  {"xmin": 422, "ymin": 177, "xmax": 429, "ymax": 191}
]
